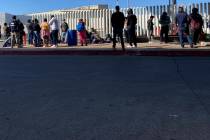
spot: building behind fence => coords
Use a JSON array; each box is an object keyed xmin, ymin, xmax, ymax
[{"xmin": 30, "ymin": 3, "xmax": 210, "ymax": 38}]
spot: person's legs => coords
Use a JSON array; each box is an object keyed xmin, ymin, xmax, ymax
[
  {"xmin": 178, "ymin": 30, "xmax": 184, "ymax": 48},
  {"xmin": 193, "ymin": 29, "xmax": 200, "ymax": 45},
  {"xmin": 34, "ymin": 31, "xmax": 38, "ymax": 47},
  {"xmin": 165, "ymin": 26, "xmax": 169, "ymax": 43},
  {"xmin": 127, "ymin": 28, "xmax": 133, "ymax": 46},
  {"xmin": 11, "ymin": 33, "xmax": 16, "ymax": 48},
  {"xmin": 112, "ymin": 29, "xmax": 117, "ymax": 48},
  {"xmin": 51, "ymin": 30, "xmax": 58, "ymax": 46},
  {"xmin": 119, "ymin": 30, "xmax": 125, "ymax": 50},
  {"xmin": 160, "ymin": 27, "xmax": 164, "ymax": 42},
  {"xmin": 79, "ymin": 32, "xmax": 84, "ymax": 46},
  {"xmin": 132, "ymin": 28, "xmax": 137, "ymax": 47},
  {"xmin": 186, "ymin": 34, "xmax": 193, "ymax": 48}
]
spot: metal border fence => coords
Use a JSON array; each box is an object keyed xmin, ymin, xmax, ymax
[{"xmin": 30, "ymin": 2, "xmax": 210, "ymax": 38}]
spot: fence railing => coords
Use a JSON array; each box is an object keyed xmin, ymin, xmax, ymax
[{"xmin": 31, "ymin": 2, "xmax": 210, "ymax": 38}]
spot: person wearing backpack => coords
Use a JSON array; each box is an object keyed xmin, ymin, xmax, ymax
[
  {"xmin": 61, "ymin": 19, "xmax": 69, "ymax": 43},
  {"xmin": 147, "ymin": 16, "xmax": 154, "ymax": 42},
  {"xmin": 10, "ymin": 16, "xmax": 18, "ymax": 48},
  {"xmin": 175, "ymin": 6, "xmax": 193, "ymax": 48},
  {"xmin": 189, "ymin": 8, "xmax": 203, "ymax": 45},
  {"xmin": 76, "ymin": 19, "xmax": 87, "ymax": 46}
]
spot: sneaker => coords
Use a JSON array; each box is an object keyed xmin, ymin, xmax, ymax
[
  {"xmin": 181, "ymin": 45, "xmax": 184, "ymax": 48},
  {"xmin": 127, "ymin": 45, "xmax": 132, "ymax": 48},
  {"xmin": 51, "ymin": 45, "xmax": 56, "ymax": 48},
  {"xmin": 132, "ymin": 45, "xmax": 137, "ymax": 48}
]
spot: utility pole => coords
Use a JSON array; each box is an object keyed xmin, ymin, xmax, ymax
[
  {"xmin": 127, "ymin": 0, "xmax": 130, "ymax": 8},
  {"xmin": 169, "ymin": 0, "xmax": 177, "ymax": 23}
]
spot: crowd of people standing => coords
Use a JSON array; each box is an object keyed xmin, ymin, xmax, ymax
[{"xmin": 1, "ymin": 5, "xmax": 205, "ymax": 49}]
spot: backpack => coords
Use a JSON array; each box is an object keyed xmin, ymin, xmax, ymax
[
  {"xmin": 61, "ymin": 22, "xmax": 69, "ymax": 32},
  {"xmin": 76, "ymin": 23, "xmax": 85, "ymax": 32},
  {"xmin": 190, "ymin": 18, "xmax": 200, "ymax": 30}
]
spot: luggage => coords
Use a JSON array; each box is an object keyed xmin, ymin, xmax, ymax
[{"xmin": 67, "ymin": 30, "xmax": 77, "ymax": 46}]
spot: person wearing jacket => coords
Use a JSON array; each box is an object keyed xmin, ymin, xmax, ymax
[
  {"xmin": 175, "ymin": 6, "xmax": 193, "ymax": 48},
  {"xmin": 76, "ymin": 19, "xmax": 87, "ymax": 46},
  {"xmin": 159, "ymin": 12, "xmax": 171, "ymax": 43},
  {"xmin": 189, "ymin": 8, "xmax": 203, "ymax": 45},
  {"xmin": 33, "ymin": 19, "xmax": 41, "ymax": 47},
  {"xmin": 10, "ymin": 16, "xmax": 18, "ymax": 48},
  {"xmin": 49, "ymin": 15, "xmax": 59, "ymax": 48},
  {"xmin": 127, "ymin": 8, "xmax": 137, "ymax": 48},
  {"xmin": 41, "ymin": 18, "xmax": 50, "ymax": 47},
  {"xmin": 111, "ymin": 5, "xmax": 125, "ymax": 51},
  {"xmin": 26, "ymin": 19, "xmax": 34, "ymax": 47}
]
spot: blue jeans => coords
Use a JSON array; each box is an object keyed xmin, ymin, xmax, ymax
[
  {"xmin": 33, "ymin": 31, "xmax": 41, "ymax": 47},
  {"xmin": 28, "ymin": 31, "xmax": 34, "ymax": 45},
  {"xmin": 178, "ymin": 30, "xmax": 193, "ymax": 47},
  {"xmin": 61, "ymin": 32, "xmax": 67, "ymax": 43},
  {"xmin": 51, "ymin": 30, "xmax": 59, "ymax": 45}
]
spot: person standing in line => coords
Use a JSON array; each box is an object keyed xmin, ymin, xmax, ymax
[
  {"xmin": 76, "ymin": 19, "xmax": 87, "ymax": 46},
  {"xmin": 124, "ymin": 17, "xmax": 129, "ymax": 43},
  {"xmin": 41, "ymin": 18, "xmax": 50, "ymax": 47},
  {"xmin": 49, "ymin": 15, "xmax": 59, "ymax": 48},
  {"xmin": 189, "ymin": 8, "xmax": 203, "ymax": 45},
  {"xmin": 61, "ymin": 19, "xmax": 69, "ymax": 43},
  {"xmin": 147, "ymin": 16, "xmax": 154, "ymax": 42},
  {"xmin": 127, "ymin": 8, "xmax": 137, "ymax": 48},
  {"xmin": 159, "ymin": 12, "xmax": 171, "ymax": 43},
  {"xmin": 26, "ymin": 19, "xmax": 34, "ymax": 47},
  {"xmin": 10, "ymin": 16, "xmax": 18, "ymax": 48},
  {"xmin": 3, "ymin": 23, "xmax": 10, "ymax": 40},
  {"xmin": 33, "ymin": 19, "xmax": 41, "ymax": 47},
  {"xmin": 111, "ymin": 5, "xmax": 125, "ymax": 51},
  {"xmin": 175, "ymin": 6, "xmax": 193, "ymax": 48}
]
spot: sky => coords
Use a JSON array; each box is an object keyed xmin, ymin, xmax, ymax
[{"xmin": 0, "ymin": 0, "xmax": 209, "ymax": 15}]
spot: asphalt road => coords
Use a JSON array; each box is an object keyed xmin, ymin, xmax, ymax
[{"xmin": 0, "ymin": 56, "xmax": 210, "ymax": 140}]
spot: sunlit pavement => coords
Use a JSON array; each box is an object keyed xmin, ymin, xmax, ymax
[{"xmin": 0, "ymin": 56, "xmax": 210, "ymax": 140}]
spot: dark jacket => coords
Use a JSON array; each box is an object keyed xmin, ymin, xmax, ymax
[
  {"xmin": 175, "ymin": 12, "xmax": 188, "ymax": 30},
  {"xmin": 26, "ymin": 22, "xmax": 34, "ymax": 32},
  {"xmin": 147, "ymin": 19, "xmax": 154, "ymax": 30},
  {"xmin": 111, "ymin": 11, "xmax": 125, "ymax": 29},
  {"xmin": 159, "ymin": 14, "xmax": 171, "ymax": 27},
  {"xmin": 127, "ymin": 14, "xmax": 137, "ymax": 29},
  {"xmin": 10, "ymin": 20, "xmax": 18, "ymax": 33},
  {"xmin": 33, "ymin": 23, "xmax": 41, "ymax": 33}
]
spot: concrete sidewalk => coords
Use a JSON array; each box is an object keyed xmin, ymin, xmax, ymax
[{"xmin": 0, "ymin": 42, "xmax": 210, "ymax": 56}]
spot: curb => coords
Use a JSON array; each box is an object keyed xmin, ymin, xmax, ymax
[{"xmin": 0, "ymin": 48, "xmax": 210, "ymax": 56}]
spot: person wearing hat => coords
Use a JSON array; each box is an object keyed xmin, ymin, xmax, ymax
[
  {"xmin": 111, "ymin": 5, "xmax": 125, "ymax": 51},
  {"xmin": 147, "ymin": 16, "xmax": 155, "ymax": 42},
  {"xmin": 189, "ymin": 8, "xmax": 203, "ymax": 45},
  {"xmin": 127, "ymin": 8, "xmax": 137, "ymax": 48},
  {"xmin": 175, "ymin": 6, "xmax": 193, "ymax": 48}
]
